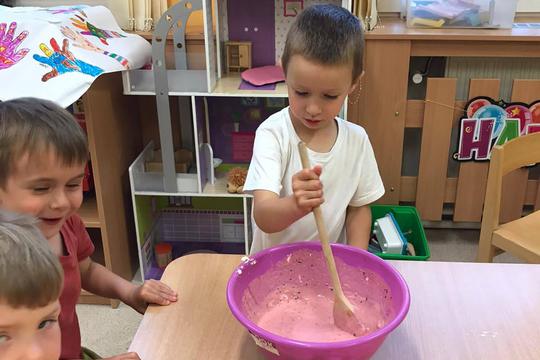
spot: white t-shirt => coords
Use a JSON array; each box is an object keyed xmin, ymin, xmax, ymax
[{"xmin": 244, "ymin": 107, "xmax": 385, "ymax": 254}]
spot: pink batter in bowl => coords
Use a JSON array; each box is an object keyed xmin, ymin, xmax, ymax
[{"xmin": 226, "ymin": 242, "xmax": 410, "ymax": 360}]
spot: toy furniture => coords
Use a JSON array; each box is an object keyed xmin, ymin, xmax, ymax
[
  {"xmin": 225, "ymin": 41, "xmax": 252, "ymax": 73},
  {"xmin": 477, "ymin": 132, "xmax": 540, "ymax": 263},
  {"xmin": 128, "ymin": 253, "xmax": 540, "ymax": 359}
]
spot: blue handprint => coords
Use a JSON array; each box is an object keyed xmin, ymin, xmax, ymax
[{"xmin": 33, "ymin": 38, "xmax": 103, "ymax": 82}]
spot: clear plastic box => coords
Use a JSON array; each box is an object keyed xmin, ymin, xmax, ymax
[{"xmin": 406, "ymin": 0, "xmax": 518, "ymax": 29}]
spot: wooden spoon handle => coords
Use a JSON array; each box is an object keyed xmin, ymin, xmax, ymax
[{"xmin": 298, "ymin": 142, "xmax": 346, "ymax": 299}]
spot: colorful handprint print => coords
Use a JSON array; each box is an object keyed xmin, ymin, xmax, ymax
[
  {"xmin": 70, "ymin": 12, "xmax": 125, "ymax": 46},
  {"xmin": 32, "ymin": 38, "xmax": 103, "ymax": 82},
  {"xmin": 61, "ymin": 26, "xmax": 129, "ymax": 69},
  {"xmin": 0, "ymin": 22, "xmax": 30, "ymax": 70},
  {"xmin": 44, "ymin": 6, "xmax": 87, "ymax": 15}
]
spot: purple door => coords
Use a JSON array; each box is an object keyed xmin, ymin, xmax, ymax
[{"xmin": 227, "ymin": 0, "xmax": 275, "ymax": 67}]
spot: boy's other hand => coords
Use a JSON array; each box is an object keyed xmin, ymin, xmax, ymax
[
  {"xmin": 128, "ymin": 279, "xmax": 178, "ymax": 314},
  {"xmin": 103, "ymin": 352, "xmax": 141, "ymax": 360},
  {"xmin": 292, "ymin": 165, "xmax": 324, "ymax": 213}
]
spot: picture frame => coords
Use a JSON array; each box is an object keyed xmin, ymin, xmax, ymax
[
  {"xmin": 265, "ymin": 97, "xmax": 287, "ymax": 108},
  {"xmin": 241, "ymin": 97, "xmax": 259, "ymax": 106},
  {"xmin": 284, "ymin": 0, "xmax": 304, "ymax": 17}
]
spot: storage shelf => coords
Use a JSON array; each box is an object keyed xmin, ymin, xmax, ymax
[
  {"xmin": 130, "ymin": 29, "xmax": 205, "ymax": 41},
  {"xmin": 76, "ymin": 73, "xmax": 141, "ymax": 309},
  {"xmin": 202, "ymin": 171, "xmax": 252, "ymax": 198},
  {"xmin": 133, "ymin": 174, "xmax": 251, "ymax": 198},
  {"xmin": 133, "ymin": 172, "xmax": 200, "ymax": 194},
  {"xmin": 78, "ymin": 196, "xmax": 101, "ymax": 228},
  {"xmin": 130, "ymin": 141, "xmax": 200, "ymax": 195},
  {"xmin": 212, "ymin": 75, "xmax": 287, "ymax": 98},
  {"xmin": 123, "ymin": 72, "xmax": 288, "ymax": 98}
]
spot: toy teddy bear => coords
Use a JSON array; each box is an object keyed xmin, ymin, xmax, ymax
[{"xmin": 226, "ymin": 167, "xmax": 248, "ymax": 194}]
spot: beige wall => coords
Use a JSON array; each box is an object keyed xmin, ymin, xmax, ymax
[{"xmin": 378, "ymin": 0, "xmax": 540, "ymax": 13}]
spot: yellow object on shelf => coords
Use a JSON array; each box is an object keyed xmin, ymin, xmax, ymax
[{"xmin": 410, "ymin": 17, "xmax": 446, "ymax": 28}]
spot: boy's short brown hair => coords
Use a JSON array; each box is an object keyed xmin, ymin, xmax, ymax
[
  {"xmin": 281, "ymin": 4, "xmax": 364, "ymax": 82},
  {"xmin": 0, "ymin": 97, "xmax": 89, "ymax": 188},
  {"xmin": 0, "ymin": 210, "xmax": 63, "ymax": 308}
]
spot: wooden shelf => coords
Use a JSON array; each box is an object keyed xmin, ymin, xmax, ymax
[
  {"xmin": 123, "ymin": 71, "xmax": 288, "ymax": 98},
  {"xmin": 129, "ymin": 29, "xmax": 205, "ymax": 41},
  {"xmin": 212, "ymin": 74, "xmax": 288, "ymax": 98},
  {"xmin": 74, "ymin": 73, "xmax": 142, "ymax": 308},
  {"xmin": 367, "ymin": 18, "xmax": 540, "ymax": 41},
  {"xmin": 203, "ymin": 170, "xmax": 251, "ymax": 198},
  {"xmin": 78, "ymin": 196, "xmax": 101, "ymax": 228}
]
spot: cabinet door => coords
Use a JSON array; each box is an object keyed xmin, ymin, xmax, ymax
[
  {"xmin": 227, "ymin": 0, "xmax": 274, "ymax": 67},
  {"xmin": 238, "ymin": 45, "xmax": 250, "ymax": 68},
  {"xmin": 227, "ymin": 45, "xmax": 239, "ymax": 68}
]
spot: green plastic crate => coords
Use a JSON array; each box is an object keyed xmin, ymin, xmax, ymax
[{"xmin": 370, "ymin": 205, "xmax": 430, "ymax": 261}]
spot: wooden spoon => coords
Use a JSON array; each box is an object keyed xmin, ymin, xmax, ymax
[{"xmin": 298, "ymin": 142, "xmax": 363, "ymax": 336}]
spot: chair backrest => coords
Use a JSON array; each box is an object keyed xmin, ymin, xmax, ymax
[
  {"xmin": 496, "ymin": 131, "xmax": 540, "ymax": 176},
  {"xmin": 482, "ymin": 132, "xmax": 540, "ymax": 230}
]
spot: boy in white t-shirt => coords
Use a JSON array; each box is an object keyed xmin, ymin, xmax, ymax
[{"xmin": 244, "ymin": 4, "xmax": 385, "ymax": 254}]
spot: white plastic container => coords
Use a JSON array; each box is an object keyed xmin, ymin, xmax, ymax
[
  {"xmin": 406, "ymin": 0, "xmax": 518, "ymax": 29},
  {"xmin": 373, "ymin": 213, "xmax": 408, "ymax": 255}
]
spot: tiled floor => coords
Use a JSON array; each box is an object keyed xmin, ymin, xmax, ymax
[{"xmin": 77, "ymin": 228, "xmax": 521, "ymax": 357}]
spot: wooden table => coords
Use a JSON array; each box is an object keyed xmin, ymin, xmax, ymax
[{"xmin": 129, "ymin": 254, "xmax": 540, "ymax": 359}]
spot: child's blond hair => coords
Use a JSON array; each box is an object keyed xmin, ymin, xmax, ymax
[
  {"xmin": 281, "ymin": 4, "xmax": 364, "ymax": 82},
  {"xmin": 0, "ymin": 210, "xmax": 63, "ymax": 307},
  {"xmin": 0, "ymin": 97, "xmax": 88, "ymax": 188}
]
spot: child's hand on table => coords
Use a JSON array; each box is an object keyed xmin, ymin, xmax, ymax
[
  {"xmin": 103, "ymin": 352, "xmax": 141, "ymax": 360},
  {"xmin": 292, "ymin": 165, "xmax": 324, "ymax": 213},
  {"xmin": 128, "ymin": 279, "xmax": 178, "ymax": 314}
]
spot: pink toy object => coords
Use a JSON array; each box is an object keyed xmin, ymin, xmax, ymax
[
  {"xmin": 227, "ymin": 242, "xmax": 410, "ymax": 360},
  {"xmin": 241, "ymin": 65, "xmax": 285, "ymax": 86},
  {"xmin": 467, "ymin": 98, "xmax": 491, "ymax": 118},
  {"xmin": 530, "ymin": 101, "xmax": 540, "ymax": 124}
]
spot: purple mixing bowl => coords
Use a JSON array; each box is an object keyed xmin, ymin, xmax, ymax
[{"xmin": 226, "ymin": 241, "xmax": 410, "ymax": 360}]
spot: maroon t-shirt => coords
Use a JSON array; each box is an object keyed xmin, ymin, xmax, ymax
[{"xmin": 58, "ymin": 214, "xmax": 94, "ymax": 360}]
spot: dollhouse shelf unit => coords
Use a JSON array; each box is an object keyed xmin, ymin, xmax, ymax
[
  {"xmin": 122, "ymin": 0, "xmax": 351, "ymax": 98},
  {"xmin": 126, "ymin": 0, "xmax": 350, "ymax": 196},
  {"xmin": 125, "ymin": 0, "xmax": 350, "ymax": 279}
]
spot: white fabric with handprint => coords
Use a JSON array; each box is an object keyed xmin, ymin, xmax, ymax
[{"xmin": 0, "ymin": 5, "xmax": 151, "ymax": 107}]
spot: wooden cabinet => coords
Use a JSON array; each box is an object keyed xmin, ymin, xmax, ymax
[
  {"xmin": 77, "ymin": 73, "xmax": 143, "ymax": 307},
  {"xmin": 225, "ymin": 41, "xmax": 252, "ymax": 73}
]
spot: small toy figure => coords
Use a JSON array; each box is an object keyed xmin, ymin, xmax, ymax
[{"xmin": 226, "ymin": 167, "xmax": 248, "ymax": 194}]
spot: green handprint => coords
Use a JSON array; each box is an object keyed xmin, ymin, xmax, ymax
[
  {"xmin": 32, "ymin": 38, "xmax": 103, "ymax": 82},
  {"xmin": 60, "ymin": 26, "xmax": 129, "ymax": 69},
  {"xmin": 70, "ymin": 12, "xmax": 125, "ymax": 46},
  {"xmin": 0, "ymin": 22, "xmax": 30, "ymax": 70}
]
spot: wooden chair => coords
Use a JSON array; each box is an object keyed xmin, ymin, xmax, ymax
[{"xmin": 477, "ymin": 132, "xmax": 540, "ymax": 263}]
